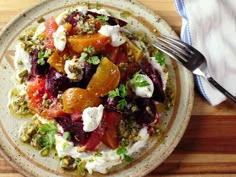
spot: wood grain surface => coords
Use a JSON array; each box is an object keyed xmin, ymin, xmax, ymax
[{"xmin": 1, "ymin": 0, "xmax": 236, "ymax": 177}]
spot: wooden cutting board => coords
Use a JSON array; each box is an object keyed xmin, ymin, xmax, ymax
[{"xmin": 0, "ymin": 0, "xmax": 236, "ymax": 177}]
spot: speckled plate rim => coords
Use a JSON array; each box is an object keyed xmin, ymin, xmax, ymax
[{"xmin": 0, "ymin": 0, "xmax": 194, "ymax": 177}]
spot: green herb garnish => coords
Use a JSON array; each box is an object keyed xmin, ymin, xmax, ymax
[
  {"xmin": 132, "ymin": 71, "xmax": 150, "ymax": 87},
  {"xmin": 83, "ymin": 46, "xmax": 95, "ymax": 54},
  {"xmin": 37, "ymin": 49, "xmax": 51, "ymax": 65},
  {"xmin": 108, "ymin": 84, "xmax": 127, "ymax": 98},
  {"xmin": 116, "ymin": 146, "xmax": 133, "ymax": 162},
  {"xmin": 108, "ymin": 84, "xmax": 128, "ymax": 111},
  {"xmin": 117, "ymin": 98, "xmax": 127, "ymax": 111},
  {"xmin": 87, "ymin": 56, "xmax": 100, "ymax": 65},
  {"xmin": 38, "ymin": 122, "xmax": 57, "ymax": 149},
  {"xmin": 155, "ymin": 51, "xmax": 166, "ymax": 66},
  {"xmin": 96, "ymin": 15, "xmax": 109, "ymax": 23}
]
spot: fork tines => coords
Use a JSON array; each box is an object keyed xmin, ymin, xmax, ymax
[{"xmin": 153, "ymin": 34, "xmax": 193, "ymax": 63}]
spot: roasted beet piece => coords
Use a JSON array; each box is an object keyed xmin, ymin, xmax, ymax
[
  {"xmin": 122, "ymin": 96, "xmax": 158, "ymax": 126},
  {"xmin": 45, "ymin": 68, "xmax": 76, "ymax": 96},
  {"xmin": 30, "ymin": 49, "xmax": 50, "ymax": 77},
  {"xmin": 87, "ymin": 11, "xmax": 127, "ymax": 27},
  {"xmin": 65, "ymin": 11, "xmax": 80, "ymax": 27},
  {"xmin": 79, "ymin": 62, "xmax": 98, "ymax": 88},
  {"xmin": 135, "ymin": 98, "xmax": 157, "ymax": 125},
  {"xmin": 142, "ymin": 63, "xmax": 165, "ymax": 102},
  {"xmin": 103, "ymin": 96, "xmax": 119, "ymax": 112},
  {"xmin": 55, "ymin": 116, "xmax": 89, "ymax": 145}
]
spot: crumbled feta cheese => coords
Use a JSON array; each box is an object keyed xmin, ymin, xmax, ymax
[
  {"xmin": 98, "ymin": 25, "xmax": 126, "ymax": 47},
  {"xmin": 130, "ymin": 74, "xmax": 154, "ymax": 98},
  {"xmin": 55, "ymin": 11, "xmax": 69, "ymax": 25},
  {"xmin": 82, "ymin": 105, "xmax": 104, "ymax": 132},
  {"xmin": 149, "ymin": 57, "xmax": 168, "ymax": 90},
  {"xmin": 64, "ymin": 57, "xmax": 84, "ymax": 81},
  {"xmin": 32, "ymin": 23, "xmax": 46, "ymax": 40},
  {"xmin": 53, "ymin": 25, "xmax": 67, "ymax": 51},
  {"xmin": 75, "ymin": 6, "xmax": 89, "ymax": 15}
]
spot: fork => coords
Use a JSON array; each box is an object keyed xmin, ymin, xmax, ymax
[{"xmin": 153, "ymin": 34, "xmax": 236, "ymax": 103}]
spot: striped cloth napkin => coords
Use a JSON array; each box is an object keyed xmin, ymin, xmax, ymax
[{"xmin": 174, "ymin": 0, "xmax": 236, "ymax": 105}]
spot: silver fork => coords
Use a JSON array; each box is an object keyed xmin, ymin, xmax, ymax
[{"xmin": 153, "ymin": 34, "xmax": 236, "ymax": 103}]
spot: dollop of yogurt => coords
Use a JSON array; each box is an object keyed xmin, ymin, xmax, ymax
[
  {"xmin": 53, "ymin": 25, "xmax": 67, "ymax": 51},
  {"xmin": 82, "ymin": 104, "xmax": 104, "ymax": 132},
  {"xmin": 98, "ymin": 25, "xmax": 126, "ymax": 47},
  {"xmin": 129, "ymin": 74, "xmax": 154, "ymax": 98}
]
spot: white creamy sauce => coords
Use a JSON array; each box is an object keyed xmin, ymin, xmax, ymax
[
  {"xmin": 130, "ymin": 74, "xmax": 154, "ymax": 98},
  {"xmin": 98, "ymin": 25, "xmax": 126, "ymax": 47},
  {"xmin": 88, "ymin": 8, "xmax": 110, "ymax": 16},
  {"xmin": 55, "ymin": 126, "xmax": 149, "ymax": 174},
  {"xmin": 14, "ymin": 42, "xmax": 31, "ymax": 82},
  {"xmin": 149, "ymin": 57, "xmax": 168, "ymax": 90},
  {"xmin": 85, "ymin": 149, "xmax": 122, "ymax": 174},
  {"xmin": 127, "ymin": 127, "xmax": 149, "ymax": 156},
  {"xmin": 32, "ymin": 23, "xmax": 46, "ymax": 40},
  {"xmin": 53, "ymin": 25, "xmax": 67, "ymax": 51},
  {"xmin": 82, "ymin": 104, "xmax": 104, "ymax": 132}
]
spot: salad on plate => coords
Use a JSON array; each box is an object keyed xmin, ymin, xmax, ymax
[{"xmin": 8, "ymin": 4, "xmax": 174, "ymax": 175}]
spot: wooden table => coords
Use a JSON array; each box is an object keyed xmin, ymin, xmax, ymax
[{"xmin": 1, "ymin": 0, "xmax": 236, "ymax": 177}]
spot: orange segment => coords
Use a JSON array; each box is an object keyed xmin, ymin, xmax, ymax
[
  {"xmin": 87, "ymin": 57, "xmax": 120, "ymax": 97},
  {"xmin": 47, "ymin": 50, "xmax": 65, "ymax": 73},
  {"xmin": 67, "ymin": 33, "xmax": 111, "ymax": 54}
]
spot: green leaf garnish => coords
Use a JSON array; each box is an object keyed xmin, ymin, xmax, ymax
[
  {"xmin": 124, "ymin": 154, "xmax": 133, "ymax": 162},
  {"xmin": 117, "ymin": 98, "xmax": 127, "ymax": 111},
  {"xmin": 119, "ymin": 84, "xmax": 127, "ymax": 98},
  {"xmin": 37, "ymin": 49, "xmax": 51, "ymax": 65},
  {"xmin": 116, "ymin": 146, "xmax": 128, "ymax": 155},
  {"xmin": 83, "ymin": 46, "xmax": 95, "ymax": 54},
  {"xmin": 87, "ymin": 56, "xmax": 100, "ymax": 65},
  {"xmin": 38, "ymin": 122, "xmax": 57, "ymax": 149},
  {"xmin": 116, "ymin": 146, "xmax": 133, "ymax": 162},
  {"xmin": 155, "ymin": 52, "xmax": 166, "ymax": 66},
  {"xmin": 96, "ymin": 15, "xmax": 109, "ymax": 23},
  {"xmin": 108, "ymin": 88, "xmax": 120, "ymax": 98},
  {"xmin": 132, "ymin": 71, "xmax": 150, "ymax": 87}
]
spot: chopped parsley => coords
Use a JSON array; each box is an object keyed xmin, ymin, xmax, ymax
[
  {"xmin": 155, "ymin": 51, "xmax": 166, "ymax": 66},
  {"xmin": 108, "ymin": 84, "xmax": 128, "ymax": 111},
  {"xmin": 117, "ymin": 98, "xmax": 128, "ymax": 111},
  {"xmin": 37, "ymin": 122, "xmax": 58, "ymax": 150},
  {"xmin": 87, "ymin": 56, "xmax": 100, "ymax": 65},
  {"xmin": 83, "ymin": 46, "xmax": 95, "ymax": 54},
  {"xmin": 108, "ymin": 84, "xmax": 127, "ymax": 98},
  {"xmin": 82, "ymin": 46, "xmax": 101, "ymax": 65},
  {"xmin": 37, "ymin": 49, "xmax": 51, "ymax": 65},
  {"xmin": 132, "ymin": 71, "xmax": 150, "ymax": 87},
  {"xmin": 116, "ymin": 146, "xmax": 133, "ymax": 162},
  {"xmin": 96, "ymin": 15, "xmax": 109, "ymax": 23}
]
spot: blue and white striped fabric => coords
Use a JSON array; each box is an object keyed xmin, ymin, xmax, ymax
[{"xmin": 174, "ymin": 0, "xmax": 236, "ymax": 105}]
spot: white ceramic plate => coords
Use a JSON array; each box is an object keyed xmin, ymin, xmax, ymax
[{"xmin": 0, "ymin": 0, "xmax": 194, "ymax": 176}]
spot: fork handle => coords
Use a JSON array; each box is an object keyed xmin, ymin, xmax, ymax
[{"xmin": 207, "ymin": 77, "xmax": 236, "ymax": 103}]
